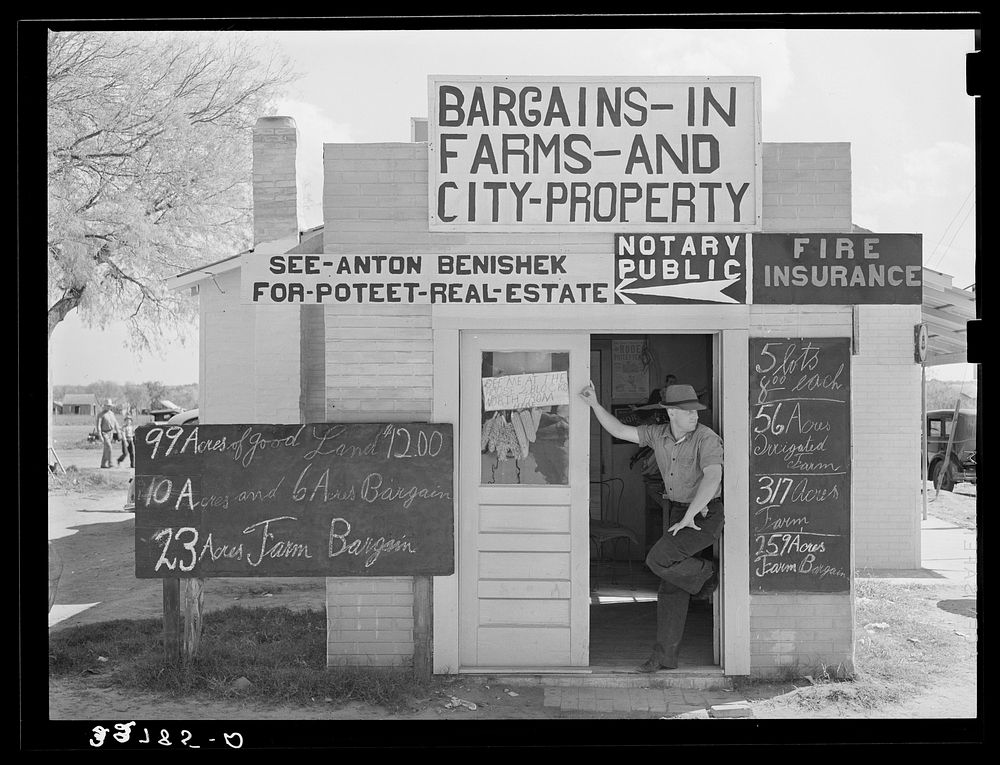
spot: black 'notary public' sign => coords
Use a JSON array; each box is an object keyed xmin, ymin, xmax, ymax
[
  {"xmin": 749, "ymin": 338, "xmax": 851, "ymax": 592},
  {"xmin": 134, "ymin": 423, "xmax": 454, "ymax": 578}
]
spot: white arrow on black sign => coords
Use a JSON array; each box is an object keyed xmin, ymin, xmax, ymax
[{"xmin": 614, "ymin": 277, "xmax": 742, "ymax": 305}]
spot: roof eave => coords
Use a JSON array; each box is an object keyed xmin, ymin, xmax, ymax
[{"xmin": 167, "ymin": 232, "xmax": 307, "ymax": 292}]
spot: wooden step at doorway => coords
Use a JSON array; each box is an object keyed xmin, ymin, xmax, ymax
[{"xmin": 459, "ymin": 668, "xmax": 731, "ymax": 690}]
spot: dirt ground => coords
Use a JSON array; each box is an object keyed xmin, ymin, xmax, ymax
[
  {"xmin": 748, "ymin": 579, "xmax": 978, "ymax": 720},
  {"xmin": 45, "ymin": 481, "xmax": 556, "ymax": 722},
  {"xmin": 43, "ymin": 460, "xmax": 980, "ymax": 725}
]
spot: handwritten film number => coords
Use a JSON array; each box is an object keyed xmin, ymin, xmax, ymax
[
  {"xmin": 90, "ymin": 724, "xmax": 243, "ymax": 748},
  {"xmin": 382, "ymin": 425, "xmax": 444, "ymax": 460}
]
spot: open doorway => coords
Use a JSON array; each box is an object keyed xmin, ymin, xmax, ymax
[{"xmin": 588, "ymin": 333, "xmax": 720, "ymax": 670}]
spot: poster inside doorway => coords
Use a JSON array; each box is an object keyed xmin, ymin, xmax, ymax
[{"xmin": 611, "ymin": 339, "xmax": 649, "ymax": 401}]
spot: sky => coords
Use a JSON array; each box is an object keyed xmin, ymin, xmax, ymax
[{"xmin": 49, "ymin": 26, "xmax": 978, "ymax": 387}]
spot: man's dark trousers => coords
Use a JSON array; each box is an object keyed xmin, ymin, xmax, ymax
[{"xmin": 644, "ymin": 497, "xmax": 724, "ymax": 668}]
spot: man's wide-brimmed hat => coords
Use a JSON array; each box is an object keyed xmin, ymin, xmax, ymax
[{"xmin": 660, "ymin": 384, "xmax": 706, "ymax": 411}]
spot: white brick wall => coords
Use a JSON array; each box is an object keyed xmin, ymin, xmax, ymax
[
  {"xmin": 762, "ymin": 143, "xmax": 852, "ymax": 232},
  {"xmin": 749, "ymin": 593, "xmax": 854, "ymax": 676},
  {"xmin": 852, "ymin": 304, "xmax": 922, "ymax": 569},
  {"xmin": 200, "ymin": 269, "xmax": 255, "ymax": 424},
  {"xmin": 199, "ymin": 269, "xmax": 302, "ymax": 425},
  {"xmin": 322, "ymin": 304, "xmax": 434, "ymax": 422},
  {"xmin": 301, "ymin": 305, "xmax": 327, "ymax": 422},
  {"xmin": 253, "ymin": 118, "xmax": 302, "ymax": 246},
  {"xmin": 326, "ymin": 577, "xmax": 415, "ymax": 667}
]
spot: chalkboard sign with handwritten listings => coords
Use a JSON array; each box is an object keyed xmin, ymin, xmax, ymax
[
  {"xmin": 133, "ymin": 423, "xmax": 454, "ymax": 579},
  {"xmin": 749, "ymin": 338, "xmax": 851, "ymax": 592}
]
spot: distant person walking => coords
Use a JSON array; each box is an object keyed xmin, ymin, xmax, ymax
[
  {"xmin": 117, "ymin": 413, "xmax": 136, "ymax": 468},
  {"xmin": 96, "ymin": 400, "xmax": 120, "ymax": 469}
]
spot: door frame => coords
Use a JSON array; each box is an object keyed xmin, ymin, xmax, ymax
[{"xmin": 431, "ymin": 305, "xmax": 751, "ymax": 675}]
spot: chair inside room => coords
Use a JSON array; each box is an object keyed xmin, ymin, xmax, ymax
[{"xmin": 589, "ymin": 477, "xmax": 639, "ymax": 589}]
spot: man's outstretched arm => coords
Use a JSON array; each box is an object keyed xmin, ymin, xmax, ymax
[{"xmin": 578, "ymin": 381, "xmax": 641, "ymax": 444}]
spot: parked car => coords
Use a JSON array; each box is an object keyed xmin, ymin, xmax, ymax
[
  {"xmin": 926, "ymin": 408, "xmax": 977, "ymax": 491},
  {"xmin": 166, "ymin": 408, "xmax": 199, "ymax": 425}
]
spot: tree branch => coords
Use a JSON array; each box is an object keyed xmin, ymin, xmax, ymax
[{"xmin": 48, "ymin": 286, "xmax": 85, "ymax": 338}]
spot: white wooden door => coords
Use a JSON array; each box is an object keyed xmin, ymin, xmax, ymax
[{"xmin": 459, "ymin": 332, "xmax": 591, "ymax": 669}]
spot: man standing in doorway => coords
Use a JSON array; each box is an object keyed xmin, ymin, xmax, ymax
[
  {"xmin": 96, "ymin": 399, "xmax": 121, "ymax": 469},
  {"xmin": 580, "ymin": 381, "xmax": 723, "ymax": 672}
]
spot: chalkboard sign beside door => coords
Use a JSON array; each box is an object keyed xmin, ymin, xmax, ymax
[
  {"xmin": 749, "ymin": 338, "xmax": 851, "ymax": 592},
  {"xmin": 134, "ymin": 422, "xmax": 454, "ymax": 579}
]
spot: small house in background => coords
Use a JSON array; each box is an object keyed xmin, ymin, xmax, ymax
[
  {"xmin": 148, "ymin": 399, "xmax": 183, "ymax": 422},
  {"xmin": 58, "ymin": 393, "xmax": 100, "ymax": 415}
]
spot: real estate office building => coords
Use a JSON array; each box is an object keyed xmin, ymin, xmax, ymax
[{"xmin": 168, "ymin": 76, "xmax": 944, "ymax": 681}]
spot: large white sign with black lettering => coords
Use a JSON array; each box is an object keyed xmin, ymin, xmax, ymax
[
  {"xmin": 428, "ymin": 76, "xmax": 762, "ymax": 231},
  {"xmin": 240, "ymin": 233, "xmax": 748, "ymax": 306}
]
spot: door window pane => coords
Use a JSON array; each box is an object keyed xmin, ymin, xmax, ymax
[{"xmin": 481, "ymin": 351, "xmax": 569, "ymax": 485}]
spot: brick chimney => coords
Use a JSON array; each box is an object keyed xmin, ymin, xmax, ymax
[{"xmin": 252, "ymin": 116, "xmax": 302, "ymax": 246}]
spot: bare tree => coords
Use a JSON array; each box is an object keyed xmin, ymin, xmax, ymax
[
  {"xmin": 144, "ymin": 380, "xmax": 169, "ymax": 409},
  {"xmin": 47, "ymin": 30, "xmax": 296, "ymax": 450}
]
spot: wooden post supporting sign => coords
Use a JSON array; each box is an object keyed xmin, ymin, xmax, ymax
[
  {"xmin": 183, "ymin": 578, "xmax": 206, "ymax": 659},
  {"xmin": 921, "ymin": 364, "xmax": 928, "ymax": 520},
  {"xmin": 162, "ymin": 579, "xmax": 182, "ymax": 663},
  {"xmin": 412, "ymin": 576, "xmax": 433, "ymax": 682}
]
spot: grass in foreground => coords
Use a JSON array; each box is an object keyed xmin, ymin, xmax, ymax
[
  {"xmin": 48, "ymin": 465, "xmax": 134, "ymax": 493},
  {"xmin": 853, "ymin": 578, "xmax": 973, "ymax": 693},
  {"xmin": 741, "ymin": 578, "xmax": 976, "ymax": 713},
  {"xmin": 49, "ymin": 606, "xmax": 423, "ymax": 710}
]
